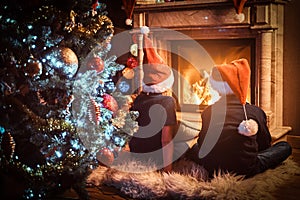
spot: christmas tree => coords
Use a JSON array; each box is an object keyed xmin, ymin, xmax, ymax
[{"xmin": 0, "ymin": 0, "xmax": 138, "ymax": 199}]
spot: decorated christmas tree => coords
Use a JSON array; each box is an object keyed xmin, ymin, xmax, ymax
[{"xmin": 0, "ymin": 0, "xmax": 138, "ymax": 199}]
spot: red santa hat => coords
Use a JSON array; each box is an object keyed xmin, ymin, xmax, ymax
[
  {"xmin": 210, "ymin": 58, "xmax": 250, "ymax": 104},
  {"xmin": 209, "ymin": 58, "xmax": 258, "ymax": 136},
  {"xmin": 233, "ymin": 0, "xmax": 247, "ymax": 22},
  {"xmin": 135, "ymin": 27, "xmax": 174, "ymax": 93}
]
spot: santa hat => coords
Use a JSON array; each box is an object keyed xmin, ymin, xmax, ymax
[
  {"xmin": 133, "ymin": 27, "xmax": 174, "ymax": 93},
  {"xmin": 209, "ymin": 58, "xmax": 258, "ymax": 136},
  {"xmin": 233, "ymin": 0, "xmax": 247, "ymax": 22}
]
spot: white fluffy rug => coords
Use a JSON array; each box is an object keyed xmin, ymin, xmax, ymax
[{"xmin": 87, "ymin": 158, "xmax": 300, "ymax": 200}]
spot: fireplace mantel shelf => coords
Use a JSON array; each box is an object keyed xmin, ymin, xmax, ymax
[
  {"xmin": 135, "ymin": 0, "xmax": 234, "ymax": 11},
  {"xmin": 133, "ymin": 0, "xmax": 290, "ymax": 33},
  {"xmin": 135, "ymin": 0, "xmax": 290, "ymax": 12}
]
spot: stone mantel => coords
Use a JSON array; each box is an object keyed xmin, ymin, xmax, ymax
[
  {"xmin": 133, "ymin": 0, "xmax": 292, "ymax": 140},
  {"xmin": 135, "ymin": 0, "xmax": 289, "ymax": 11},
  {"xmin": 134, "ymin": 0, "xmax": 290, "ymax": 30}
]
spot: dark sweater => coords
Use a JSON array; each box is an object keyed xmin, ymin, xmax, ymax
[
  {"xmin": 129, "ymin": 93, "xmax": 177, "ymax": 153},
  {"xmin": 197, "ymin": 95, "xmax": 271, "ymax": 176}
]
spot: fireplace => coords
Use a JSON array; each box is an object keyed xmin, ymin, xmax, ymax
[
  {"xmin": 132, "ymin": 0, "xmax": 291, "ymax": 140},
  {"xmin": 171, "ymin": 38, "xmax": 255, "ymax": 109}
]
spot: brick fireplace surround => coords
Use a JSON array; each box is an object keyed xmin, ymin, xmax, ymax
[{"xmin": 133, "ymin": 0, "xmax": 291, "ymax": 141}]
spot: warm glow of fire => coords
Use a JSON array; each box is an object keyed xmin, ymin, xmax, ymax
[
  {"xmin": 176, "ymin": 39, "xmax": 252, "ymax": 106},
  {"xmin": 182, "ymin": 69, "xmax": 220, "ymax": 106},
  {"xmin": 191, "ymin": 70, "xmax": 220, "ymax": 105}
]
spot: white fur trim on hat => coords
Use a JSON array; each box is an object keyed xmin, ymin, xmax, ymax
[
  {"xmin": 142, "ymin": 69, "xmax": 174, "ymax": 93},
  {"xmin": 209, "ymin": 76, "xmax": 234, "ymax": 95}
]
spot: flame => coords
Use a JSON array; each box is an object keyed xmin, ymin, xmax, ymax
[
  {"xmin": 191, "ymin": 70, "xmax": 220, "ymax": 105},
  {"xmin": 177, "ymin": 40, "xmax": 252, "ymax": 106}
]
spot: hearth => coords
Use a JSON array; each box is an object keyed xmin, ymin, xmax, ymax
[{"xmin": 132, "ymin": 0, "xmax": 291, "ymax": 140}]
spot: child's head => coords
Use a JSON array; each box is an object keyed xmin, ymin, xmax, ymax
[{"xmin": 209, "ymin": 58, "xmax": 250, "ymax": 105}]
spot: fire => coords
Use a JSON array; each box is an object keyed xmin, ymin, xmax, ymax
[{"xmin": 191, "ymin": 70, "xmax": 220, "ymax": 105}]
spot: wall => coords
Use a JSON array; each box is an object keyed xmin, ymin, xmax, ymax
[{"xmin": 283, "ymin": 0, "xmax": 300, "ymax": 135}]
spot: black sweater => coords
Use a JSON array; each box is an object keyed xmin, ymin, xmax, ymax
[{"xmin": 197, "ymin": 95, "xmax": 271, "ymax": 176}]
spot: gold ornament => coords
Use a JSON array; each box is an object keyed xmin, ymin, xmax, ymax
[
  {"xmin": 44, "ymin": 47, "xmax": 79, "ymax": 79},
  {"xmin": 122, "ymin": 67, "xmax": 135, "ymax": 79},
  {"xmin": 59, "ymin": 47, "xmax": 78, "ymax": 66}
]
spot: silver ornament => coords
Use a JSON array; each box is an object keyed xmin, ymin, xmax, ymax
[{"xmin": 43, "ymin": 47, "xmax": 79, "ymax": 79}]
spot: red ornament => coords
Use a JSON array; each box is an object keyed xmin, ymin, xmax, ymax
[
  {"xmin": 23, "ymin": 56, "xmax": 42, "ymax": 78},
  {"xmin": 86, "ymin": 56, "xmax": 104, "ymax": 73},
  {"xmin": 126, "ymin": 57, "xmax": 138, "ymax": 69},
  {"xmin": 96, "ymin": 147, "xmax": 114, "ymax": 166},
  {"xmin": 102, "ymin": 94, "xmax": 119, "ymax": 114}
]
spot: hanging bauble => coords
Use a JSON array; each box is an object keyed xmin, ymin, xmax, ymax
[
  {"xmin": 43, "ymin": 47, "xmax": 79, "ymax": 79},
  {"xmin": 86, "ymin": 56, "xmax": 105, "ymax": 73},
  {"xmin": 102, "ymin": 93, "xmax": 119, "ymax": 114},
  {"xmin": 1, "ymin": 132, "xmax": 16, "ymax": 161},
  {"xmin": 125, "ymin": 18, "xmax": 133, "ymax": 26},
  {"xmin": 126, "ymin": 57, "xmax": 138, "ymax": 69},
  {"xmin": 117, "ymin": 80, "xmax": 131, "ymax": 94},
  {"xmin": 96, "ymin": 147, "xmax": 114, "ymax": 166},
  {"xmin": 23, "ymin": 55, "xmax": 42, "ymax": 78},
  {"xmin": 122, "ymin": 67, "xmax": 135, "ymax": 80}
]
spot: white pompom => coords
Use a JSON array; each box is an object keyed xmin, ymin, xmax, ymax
[
  {"xmin": 125, "ymin": 18, "xmax": 132, "ymax": 26},
  {"xmin": 140, "ymin": 26, "xmax": 150, "ymax": 34},
  {"xmin": 234, "ymin": 13, "xmax": 245, "ymax": 23},
  {"xmin": 238, "ymin": 119, "xmax": 258, "ymax": 136}
]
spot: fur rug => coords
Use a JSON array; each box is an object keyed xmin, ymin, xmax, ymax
[{"xmin": 87, "ymin": 157, "xmax": 300, "ymax": 200}]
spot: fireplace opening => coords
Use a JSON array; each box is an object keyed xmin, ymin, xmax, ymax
[{"xmin": 171, "ymin": 38, "xmax": 256, "ymax": 113}]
